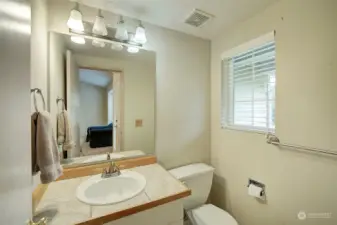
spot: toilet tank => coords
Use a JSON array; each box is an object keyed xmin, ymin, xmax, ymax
[{"xmin": 169, "ymin": 163, "xmax": 214, "ymax": 210}]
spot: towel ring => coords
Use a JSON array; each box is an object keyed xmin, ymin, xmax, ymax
[
  {"xmin": 56, "ymin": 97, "xmax": 65, "ymax": 112},
  {"xmin": 31, "ymin": 88, "xmax": 46, "ymax": 112}
]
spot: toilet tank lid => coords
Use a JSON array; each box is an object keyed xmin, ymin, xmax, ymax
[
  {"xmin": 192, "ymin": 204, "xmax": 238, "ymax": 225},
  {"xmin": 169, "ymin": 163, "xmax": 214, "ymax": 180}
]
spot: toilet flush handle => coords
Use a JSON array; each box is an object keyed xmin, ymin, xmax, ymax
[{"xmin": 182, "ymin": 181, "xmax": 188, "ymax": 187}]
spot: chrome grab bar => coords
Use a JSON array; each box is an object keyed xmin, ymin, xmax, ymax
[{"xmin": 266, "ymin": 133, "xmax": 337, "ymax": 156}]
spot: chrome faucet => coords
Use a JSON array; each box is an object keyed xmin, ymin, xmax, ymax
[
  {"xmin": 106, "ymin": 152, "xmax": 111, "ymax": 160},
  {"xmin": 101, "ymin": 161, "xmax": 121, "ymax": 178}
]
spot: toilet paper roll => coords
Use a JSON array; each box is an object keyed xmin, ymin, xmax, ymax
[{"xmin": 248, "ymin": 184, "xmax": 263, "ymax": 198}]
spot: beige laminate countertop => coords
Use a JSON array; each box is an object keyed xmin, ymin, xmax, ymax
[{"xmin": 34, "ymin": 163, "xmax": 189, "ymax": 225}]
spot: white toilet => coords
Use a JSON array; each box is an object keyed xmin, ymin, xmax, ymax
[{"xmin": 169, "ymin": 163, "xmax": 238, "ymax": 225}]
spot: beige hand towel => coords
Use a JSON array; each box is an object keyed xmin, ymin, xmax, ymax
[
  {"xmin": 32, "ymin": 111, "xmax": 63, "ymax": 184},
  {"xmin": 57, "ymin": 110, "xmax": 74, "ymax": 151}
]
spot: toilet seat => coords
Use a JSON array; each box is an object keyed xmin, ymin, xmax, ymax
[{"xmin": 190, "ymin": 204, "xmax": 238, "ymax": 225}]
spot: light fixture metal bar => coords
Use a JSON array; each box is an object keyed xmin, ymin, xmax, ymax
[{"xmin": 69, "ymin": 29, "xmax": 142, "ymax": 48}]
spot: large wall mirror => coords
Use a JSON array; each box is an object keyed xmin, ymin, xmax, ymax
[{"xmin": 48, "ymin": 31, "xmax": 156, "ymax": 167}]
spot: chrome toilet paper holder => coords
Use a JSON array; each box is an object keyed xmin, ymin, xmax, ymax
[{"xmin": 247, "ymin": 178, "xmax": 265, "ymax": 197}]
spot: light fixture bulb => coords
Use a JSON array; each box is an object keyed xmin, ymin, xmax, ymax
[
  {"xmin": 115, "ymin": 16, "xmax": 128, "ymax": 40},
  {"xmin": 111, "ymin": 43, "xmax": 123, "ymax": 51},
  {"xmin": 92, "ymin": 39, "xmax": 105, "ymax": 48},
  {"xmin": 92, "ymin": 9, "xmax": 108, "ymax": 36},
  {"xmin": 71, "ymin": 36, "xmax": 85, "ymax": 44},
  {"xmin": 67, "ymin": 3, "xmax": 84, "ymax": 32},
  {"xmin": 127, "ymin": 46, "xmax": 139, "ymax": 53},
  {"xmin": 134, "ymin": 21, "xmax": 147, "ymax": 44}
]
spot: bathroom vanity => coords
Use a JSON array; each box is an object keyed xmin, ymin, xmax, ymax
[
  {"xmin": 33, "ymin": 157, "xmax": 190, "ymax": 225},
  {"xmin": 29, "ymin": 27, "xmax": 179, "ymax": 225}
]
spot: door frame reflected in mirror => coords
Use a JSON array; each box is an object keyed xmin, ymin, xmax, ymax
[{"xmin": 66, "ymin": 65, "xmax": 125, "ymax": 158}]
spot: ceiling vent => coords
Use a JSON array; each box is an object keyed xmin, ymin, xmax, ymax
[{"xmin": 185, "ymin": 9, "xmax": 213, "ymax": 28}]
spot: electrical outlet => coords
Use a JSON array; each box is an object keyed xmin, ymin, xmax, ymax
[{"xmin": 135, "ymin": 119, "xmax": 143, "ymax": 127}]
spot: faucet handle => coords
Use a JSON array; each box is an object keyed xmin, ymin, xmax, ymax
[
  {"xmin": 102, "ymin": 168, "xmax": 108, "ymax": 174},
  {"xmin": 109, "ymin": 161, "xmax": 116, "ymax": 173},
  {"xmin": 109, "ymin": 161, "xmax": 121, "ymax": 173},
  {"xmin": 113, "ymin": 162, "xmax": 121, "ymax": 174}
]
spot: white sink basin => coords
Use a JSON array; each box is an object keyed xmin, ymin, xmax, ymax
[
  {"xmin": 82, "ymin": 154, "xmax": 123, "ymax": 163},
  {"xmin": 76, "ymin": 171, "xmax": 146, "ymax": 205}
]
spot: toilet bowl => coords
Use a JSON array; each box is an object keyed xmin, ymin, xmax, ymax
[
  {"xmin": 169, "ymin": 163, "xmax": 238, "ymax": 225},
  {"xmin": 188, "ymin": 204, "xmax": 238, "ymax": 225}
]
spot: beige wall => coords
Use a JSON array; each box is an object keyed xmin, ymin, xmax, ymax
[
  {"xmin": 148, "ymin": 28, "xmax": 210, "ymax": 168},
  {"xmin": 79, "ymin": 82, "xmax": 108, "ymax": 144},
  {"xmin": 49, "ymin": 32, "xmax": 65, "ymax": 131},
  {"xmin": 47, "ymin": 1, "xmax": 210, "ymax": 168},
  {"xmin": 75, "ymin": 55, "xmax": 156, "ymax": 155},
  {"xmin": 210, "ymin": 0, "xmax": 337, "ymax": 225}
]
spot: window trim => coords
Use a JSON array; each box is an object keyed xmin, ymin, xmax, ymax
[
  {"xmin": 221, "ymin": 31, "xmax": 276, "ymax": 134},
  {"xmin": 221, "ymin": 32, "xmax": 275, "ymax": 59}
]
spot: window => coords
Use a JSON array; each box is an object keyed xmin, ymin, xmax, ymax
[{"xmin": 221, "ymin": 34, "xmax": 276, "ymax": 132}]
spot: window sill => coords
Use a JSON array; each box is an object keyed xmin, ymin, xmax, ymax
[{"xmin": 221, "ymin": 125, "xmax": 275, "ymax": 135}]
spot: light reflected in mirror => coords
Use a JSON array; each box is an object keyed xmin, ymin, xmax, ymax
[{"xmin": 48, "ymin": 31, "xmax": 156, "ymax": 167}]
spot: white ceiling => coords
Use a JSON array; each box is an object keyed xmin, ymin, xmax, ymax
[
  {"xmin": 79, "ymin": 69, "xmax": 111, "ymax": 87},
  {"xmin": 76, "ymin": 0, "xmax": 279, "ymax": 39}
]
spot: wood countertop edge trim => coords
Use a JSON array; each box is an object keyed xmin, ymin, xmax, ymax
[
  {"xmin": 75, "ymin": 189, "xmax": 192, "ymax": 225},
  {"xmin": 32, "ymin": 183, "xmax": 49, "ymax": 212}
]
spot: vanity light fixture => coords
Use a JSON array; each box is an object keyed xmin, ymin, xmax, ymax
[
  {"xmin": 67, "ymin": 3, "xmax": 84, "ymax": 32},
  {"xmin": 133, "ymin": 20, "xmax": 147, "ymax": 44},
  {"xmin": 71, "ymin": 35, "xmax": 85, "ymax": 44},
  {"xmin": 115, "ymin": 16, "xmax": 128, "ymax": 41},
  {"xmin": 69, "ymin": 15, "xmax": 143, "ymax": 51},
  {"xmin": 92, "ymin": 39, "xmax": 105, "ymax": 48},
  {"xmin": 111, "ymin": 43, "xmax": 123, "ymax": 51},
  {"xmin": 92, "ymin": 9, "xmax": 108, "ymax": 36},
  {"xmin": 127, "ymin": 46, "xmax": 139, "ymax": 53}
]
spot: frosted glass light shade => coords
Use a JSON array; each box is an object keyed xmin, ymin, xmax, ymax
[
  {"xmin": 134, "ymin": 25, "xmax": 147, "ymax": 44},
  {"xmin": 71, "ymin": 36, "xmax": 85, "ymax": 44},
  {"xmin": 67, "ymin": 9, "xmax": 84, "ymax": 32},
  {"xmin": 111, "ymin": 43, "xmax": 123, "ymax": 51},
  {"xmin": 115, "ymin": 19, "xmax": 128, "ymax": 40},
  {"xmin": 92, "ymin": 39, "xmax": 105, "ymax": 48},
  {"xmin": 92, "ymin": 11, "xmax": 107, "ymax": 36},
  {"xmin": 127, "ymin": 46, "xmax": 139, "ymax": 53}
]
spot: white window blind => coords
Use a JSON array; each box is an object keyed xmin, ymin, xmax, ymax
[{"xmin": 222, "ymin": 40, "xmax": 276, "ymax": 132}]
